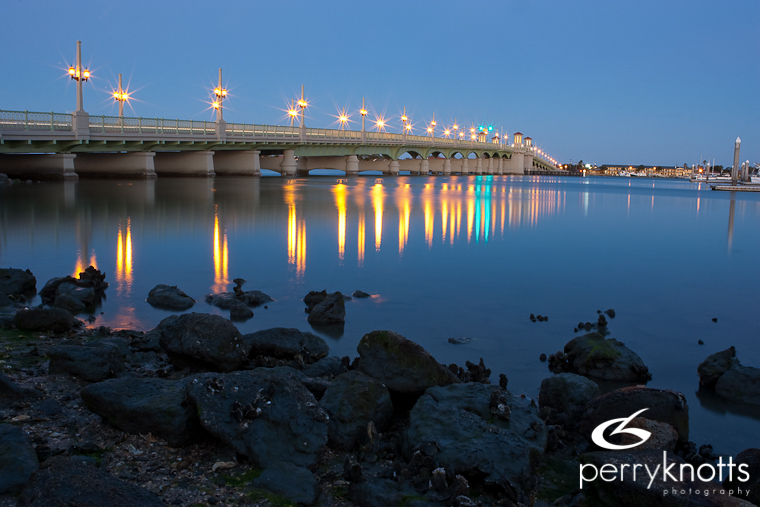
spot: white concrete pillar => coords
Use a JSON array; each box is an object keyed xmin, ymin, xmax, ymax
[
  {"xmin": 388, "ymin": 160, "xmax": 400, "ymax": 175},
  {"xmin": 75, "ymin": 152, "xmax": 157, "ymax": 179},
  {"xmin": 0, "ymin": 153, "xmax": 79, "ymax": 181},
  {"xmin": 420, "ymin": 159, "xmax": 430, "ymax": 175},
  {"xmin": 154, "ymin": 151, "xmax": 214, "ymax": 177},
  {"xmin": 346, "ymin": 155, "xmax": 359, "ymax": 175},
  {"xmin": 498, "ymin": 158, "xmax": 504, "ymax": 175},
  {"xmin": 281, "ymin": 149, "xmax": 297, "ymax": 176},
  {"xmin": 475, "ymin": 157, "xmax": 483, "ymax": 175},
  {"xmin": 213, "ymin": 150, "xmax": 260, "ymax": 176},
  {"xmin": 442, "ymin": 158, "xmax": 452, "ymax": 175},
  {"xmin": 296, "ymin": 156, "xmax": 309, "ymax": 176},
  {"xmin": 487, "ymin": 157, "xmax": 494, "ymax": 175},
  {"xmin": 461, "ymin": 158, "xmax": 469, "ymax": 175}
]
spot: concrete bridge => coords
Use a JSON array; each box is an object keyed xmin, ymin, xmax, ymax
[{"xmin": 0, "ymin": 109, "xmax": 559, "ymax": 180}]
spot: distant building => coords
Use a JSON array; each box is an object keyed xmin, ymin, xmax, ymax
[{"xmin": 600, "ymin": 165, "xmax": 691, "ymax": 178}]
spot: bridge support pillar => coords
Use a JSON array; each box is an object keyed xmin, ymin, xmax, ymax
[
  {"xmin": 486, "ymin": 158, "xmax": 494, "ymax": 175},
  {"xmin": 388, "ymin": 160, "xmax": 399, "ymax": 175},
  {"xmin": 475, "ymin": 157, "xmax": 483, "ymax": 175},
  {"xmin": 420, "ymin": 159, "xmax": 429, "ymax": 175},
  {"xmin": 154, "ymin": 151, "xmax": 214, "ymax": 177},
  {"xmin": 0, "ymin": 153, "xmax": 79, "ymax": 181},
  {"xmin": 442, "ymin": 158, "xmax": 452, "ymax": 175},
  {"xmin": 296, "ymin": 156, "xmax": 309, "ymax": 176},
  {"xmin": 213, "ymin": 150, "xmax": 260, "ymax": 176},
  {"xmin": 461, "ymin": 158, "xmax": 469, "ymax": 175},
  {"xmin": 75, "ymin": 152, "xmax": 157, "ymax": 179},
  {"xmin": 345, "ymin": 155, "xmax": 359, "ymax": 175},
  {"xmin": 497, "ymin": 158, "xmax": 504, "ymax": 175},
  {"xmin": 281, "ymin": 150, "xmax": 297, "ymax": 177}
]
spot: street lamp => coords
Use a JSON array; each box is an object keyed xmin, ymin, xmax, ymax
[
  {"xmin": 112, "ymin": 73, "xmax": 129, "ymax": 118},
  {"xmin": 288, "ymin": 99, "xmax": 298, "ymax": 127},
  {"xmin": 452, "ymin": 119, "xmax": 458, "ymax": 143},
  {"xmin": 212, "ymin": 68, "xmax": 228, "ymax": 121},
  {"xmin": 430, "ymin": 113, "xmax": 436, "ymax": 137},
  {"xmin": 297, "ymin": 84, "xmax": 307, "ymax": 128},
  {"xmin": 374, "ymin": 115, "xmax": 386, "ymax": 132},
  {"xmin": 360, "ymin": 97, "xmax": 368, "ymax": 132},
  {"xmin": 338, "ymin": 108, "xmax": 349, "ymax": 130},
  {"xmin": 68, "ymin": 40, "xmax": 90, "ymax": 114}
]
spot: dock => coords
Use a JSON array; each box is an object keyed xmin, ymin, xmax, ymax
[{"xmin": 711, "ymin": 185, "xmax": 760, "ymax": 192}]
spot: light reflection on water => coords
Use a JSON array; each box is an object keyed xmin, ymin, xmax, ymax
[{"xmin": 1, "ymin": 175, "xmax": 759, "ymax": 454}]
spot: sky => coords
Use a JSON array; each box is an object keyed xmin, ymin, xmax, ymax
[{"xmin": 1, "ymin": 0, "xmax": 758, "ymax": 167}]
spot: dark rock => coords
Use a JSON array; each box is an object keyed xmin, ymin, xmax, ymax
[
  {"xmin": 146, "ymin": 284, "xmax": 196, "ymax": 310},
  {"xmin": 604, "ymin": 309, "xmax": 616, "ymax": 318},
  {"xmin": 55, "ymin": 282, "xmax": 95, "ymax": 306},
  {"xmin": 616, "ymin": 417, "xmax": 679, "ymax": 451},
  {"xmin": 539, "ymin": 353, "xmax": 547, "ymax": 362},
  {"xmin": 356, "ymin": 330, "xmax": 460, "ymax": 394},
  {"xmin": 53, "ymin": 293, "xmax": 85, "ymax": 313},
  {"xmin": 0, "ymin": 268, "xmax": 36, "ymax": 296},
  {"xmin": 14, "ymin": 307, "xmax": 75, "ymax": 333},
  {"xmin": 232, "ymin": 278, "xmax": 246, "ymax": 287},
  {"xmin": 712, "ymin": 317, "xmax": 718, "ymax": 323},
  {"xmin": 307, "ymin": 291, "xmax": 346, "ymax": 325},
  {"xmin": 557, "ymin": 332, "xmax": 651, "ymax": 382},
  {"xmin": 697, "ymin": 346, "xmax": 737, "ymax": 388},
  {"xmin": 80, "ymin": 377, "xmax": 203, "ymax": 447},
  {"xmin": 206, "ymin": 290, "xmax": 273, "ymax": 309},
  {"xmin": 251, "ymin": 461, "xmax": 319, "ymax": 506},
  {"xmin": 724, "ymin": 448, "xmax": 760, "ymax": 505},
  {"xmin": 698, "ymin": 339, "xmax": 704, "ymax": 345},
  {"xmin": 303, "ymin": 290, "xmax": 327, "ymax": 313},
  {"xmin": 539, "ymin": 373, "xmax": 599, "ymax": 428},
  {"xmin": 597, "ymin": 314, "xmax": 607, "ymax": 328},
  {"xmin": 244, "ymin": 327, "xmax": 329, "ymax": 364},
  {"xmin": 186, "ymin": 369, "xmax": 329, "ymax": 467},
  {"xmin": 448, "ymin": 358, "xmax": 492, "ymax": 384},
  {"xmin": 352, "ymin": 290, "xmax": 371, "ymax": 298},
  {"xmin": 158, "ymin": 313, "xmax": 249, "ymax": 372},
  {"xmin": 319, "ymin": 371, "xmax": 392, "ymax": 451},
  {"xmin": 406, "ymin": 383, "xmax": 546, "ymax": 502},
  {"xmin": 0, "ymin": 424, "xmax": 39, "ymax": 494},
  {"xmin": 499, "ymin": 373, "xmax": 508, "ymax": 389},
  {"xmin": 228, "ymin": 300, "xmax": 253, "ymax": 320},
  {"xmin": 0, "ymin": 372, "xmax": 43, "ymax": 408},
  {"xmin": 301, "ymin": 356, "xmax": 342, "ymax": 378},
  {"xmin": 447, "ymin": 337, "xmax": 472, "ymax": 345},
  {"xmin": 17, "ymin": 455, "xmax": 163, "ymax": 507},
  {"xmin": 580, "ymin": 386, "xmax": 689, "ymax": 444},
  {"xmin": 349, "ymin": 478, "xmax": 419, "ymax": 507},
  {"xmin": 48, "ymin": 342, "xmax": 125, "ymax": 382},
  {"xmin": 716, "ymin": 363, "xmax": 760, "ymax": 406}
]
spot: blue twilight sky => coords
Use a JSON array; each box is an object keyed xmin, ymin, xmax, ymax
[{"xmin": 1, "ymin": 0, "xmax": 758, "ymax": 167}]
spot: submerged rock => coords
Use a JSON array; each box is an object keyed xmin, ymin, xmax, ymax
[
  {"xmin": 356, "ymin": 330, "xmax": 460, "ymax": 393},
  {"xmin": 187, "ymin": 369, "xmax": 329, "ymax": 467},
  {"xmin": 698, "ymin": 347, "xmax": 760, "ymax": 406},
  {"xmin": 55, "ymin": 282, "xmax": 95, "ymax": 306},
  {"xmin": 81, "ymin": 377, "xmax": 203, "ymax": 447},
  {"xmin": 146, "ymin": 284, "xmax": 196, "ymax": 310},
  {"xmin": 303, "ymin": 290, "xmax": 327, "ymax": 313},
  {"xmin": 555, "ymin": 332, "xmax": 651, "ymax": 382},
  {"xmin": 698, "ymin": 346, "xmax": 737, "ymax": 388},
  {"xmin": 352, "ymin": 290, "xmax": 371, "ymax": 298},
  {"xmin": 158, "ymin": 313, "xmax": 249, "ymax": 372},
  {"xmin": 307, "ymin": 291, "xmax": 346, "ymax": 325}
]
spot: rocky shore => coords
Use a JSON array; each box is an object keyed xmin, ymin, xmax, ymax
[{"xmin": 0, "ymin": 267, "xmax": 759, "ymax": 507}]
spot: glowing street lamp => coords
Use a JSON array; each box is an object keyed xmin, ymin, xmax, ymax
[
  {"xmin": 68, "ymin": 41, "xmax": 90, "ymax": 113},
  {"xmin": 360, "ymin": 97, "xmax": 368, "ymax": 133},
  {"xmin": 443, "ymin": 129, "xmax": 451, "ymax": 138},
  {"xmin": 374, "ymin": 115, "xmax": 387, "ymax": 132},
  {"xmin": 112, "ymin": 73, "xmax": 129, "ymax": 118},
  {"xmin": 338, "ymin": 108, "xmax": 349, "ymax": 130},
  {"xmin": 212, "ymin": 68, "xmax": 228, "ymax": 121},
  {"xmin": 288, "ymin": 99, "xmax": 298, "ymax": 127},
  {"xmin": 297, "ymin": 84, "xmax": 307, "ymax": 128},
  {"xmin": 430, "ymin": 113, "xmax": 436, "ymax": 137}
]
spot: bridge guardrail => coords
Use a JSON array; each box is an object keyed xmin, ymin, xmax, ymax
[
  {"xmin": 88, "ymin": 115, "xmax": 216, "ymax": 135},
  {"xmin": 0, "ymin": 110, "xmax": 72, "ymax": 131}
]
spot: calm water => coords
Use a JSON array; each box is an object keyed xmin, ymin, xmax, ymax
[{"xmin": 1, "ymin": 174, "xmax": 759, "ymax": 454}]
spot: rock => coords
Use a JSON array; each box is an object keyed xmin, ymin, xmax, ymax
[
  {"xmin": 558, "ymin": 332, "xmax": 651, "ymax": 382},
  {"xmin": 232, "ymin": 278, "xmax": 246, "ymax": 286},
  {"xmin": 158, "ymin": 313, "xmax": 249, "ymax": 372},
  {"xmin": 303, "ymin": 290, "xmax": 327, "ymax": 312},
  {"xmin": 356, "ymin": 330, "xmax": 460, "ymax": 394},
  {"xmin": 698, "ymin": 339, "xmax": 704, "ymax": 345},
  {"xmin": 539, "ymin": 353, "xmax": 547, "ymax": 362},
  {"xmin": 406, "ymin": 383, "xmax": 546, "ymax": 502},
  {"xmin": 581, "ymin": 450, "xmax": 748, "ymax": 507},
  {"xmin": 579, "ymin": 386, "xmax": 689, "ymax": 444},
  {"xmin": 14, "ymin": 307, "xmax": 75, "ymax": 333},
  {"xmin": 448, "ymin": 337, "xmax": 472, "ymax": 345},
  {"xmin": 302, "ymin": 356, "xmax": 343, "ymax": 378},
  {"xmin": 615, "ymin": 417, "xmax": 679, "ymax": 451},
  {"xmin": 244, "ymin": 327, "xmax": 329, "ymax": 365},
  {"xmin": 205, "ymin": 290, "xmax": 273, "ymax": 309},
  {"xmin": 0, "ymin": 424, "xmax": 39, "ymax": 494},
  {"xmin": 724, "ymin": 448, "xmax": 760, "ymax": 506},
  {"xmin": 712, "ymin": 317, "xmax": 718, "ymax": 323},
  {"xmin": 55, "ymin": 282, "xmax": 95, "ymax": 306},
  {"xmin": 307, "ymin": 291, "xmax": 346, "ymax": 325},
  {"xmin": 81, "ymin": 377, "xmax": 203, "ymax": 447},
  {"xmin": 53, "ymin": 293, "xmax": 85, "ymax": 313},
  {"xmin": 187, "ymin": 369, "xmax": 329, "ymax": 467},
  {"xmin": 146, "ymin": 284, "xmax": 195, "ymax": 310},
  {"xmin": 17, "ymin": 455, "xmax": 163, "ymax": 507},
  {"xmin": 0, "ymin": 268, "xmax": 36, "ymax": 296},
  {"xmin": 228, "ymin": 299, "xmax": 253, "ymax": 320},
  {"xmin": 0, "ymin": 373, "xmax": 43, "ymax": 409},
  {"xmin": 352, "ymin": 290, "xmax": 371, "ymax": 298},
  {"xmin": 251, "ymin": 462, "xmax": 319, "ymax": 506},
  {"xmin": 39, "ymin": 269, "xmax": 108, "ymax": 304},
  {"xmin": 715, "ymin": 364, "xmax": 760, "ymax": 406},
  {"xmin": 539, "ymin": 373, "xmax": 600, "ymax": 428},
  {"xmin": 48, "ymin": 342, "xmax": 125, "ymax": 382},
  {"xmin": 448, "ymin": 358, "xmax": 492, "ymax": 383},
  {"xmin": 319, "ymin": 371, "xmax": 393, "ymax": 451},
  {"xmin": 349, "ymin": 478, "xmax": 420, "ymax": 507},
  {"xmin": 698, "ymin": 346, "xmax": 737, "ymax": 388},
  {"xmin": 604, "ymin": 309, "xmax": 616, "ymax": 318}
]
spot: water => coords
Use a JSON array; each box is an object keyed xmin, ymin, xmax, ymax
[{"xmin": 1, "ymin": 174, "xmax": 759, "ymax": 454}]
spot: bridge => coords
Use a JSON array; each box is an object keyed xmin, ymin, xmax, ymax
[{"xmin": 0, "ymin": 110, "xmax": 558, "ymax": 180}]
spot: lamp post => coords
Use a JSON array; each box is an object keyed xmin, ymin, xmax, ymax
[
  {"xmin": 731, "ymin": 137, "xmax": 741, "ymax": 186},
  {"xmin": 68, "ymin": 40, "xmax": 90, "ymax": 113},
  {"xmin": 360, "ymin": 97, "xmax": 368, "ymax": 143},
  {"xmin": 430, "ymin": 113, "xmax": 436, "ymax": 138},
  {"xmin": 452, "ymin": 119, "xmax": 458, "ymax": 144},
  {"xmin": 401, "ymin": 106, "xmax": 408, "ymax": 141},
  {"xmin": 288, "ymin": 99, "xmax": 297, "ymax": 127},
  {"xmin": 297, "ymin": 85, "xmax": 307, "ymax": 127},
  {"xmin": 113, "ymin": 74, "xmax": 128, "ymax": 118},
  {"xmin": 212, "ymin": 68, "xmax": 228, "ymax": 122}
]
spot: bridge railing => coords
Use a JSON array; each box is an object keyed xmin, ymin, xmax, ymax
[
  {"xmin": 304, "ymin": 127, "xmax": 361, "ymax": 140},
  {"xmin": 0, "ymin": 110, "xmax": 72, "ymax": 131},
  {"xmin": 88, "ymin": 115, "xmax": 216, "ymax": 135},
  {"xmin": 226, "ymin": 123, "xmax": 301, "ymax": 138}
]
